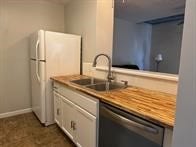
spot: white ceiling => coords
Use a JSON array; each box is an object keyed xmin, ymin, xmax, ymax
[{"xmin": 115, "ymin": 0, "xmax": 186, "ymax": 22}]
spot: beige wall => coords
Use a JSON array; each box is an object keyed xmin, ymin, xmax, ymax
[
  {"xmin": 95, "ymin": 0, "xmax": 114, "ymax": 65},
  {"xmin": 64, "ymin": 0, "xmax": 97, "ymax": 62},
  {"xmin": 64, "ymin": 0, "xmax": 114, "ymax": 64},
  {"xmin": 0, "ymin": 0, "xmax": 65, "ymax": 114}
]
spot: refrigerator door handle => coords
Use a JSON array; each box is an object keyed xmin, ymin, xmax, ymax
[{"xmin": 35, "ymin": 40, "xmax": 41, "ymax": 83}]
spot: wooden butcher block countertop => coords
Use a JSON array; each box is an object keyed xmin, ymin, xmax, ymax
[{"xmin": 51, "ymin": 75, "xmax": 176, "ymax": 129}]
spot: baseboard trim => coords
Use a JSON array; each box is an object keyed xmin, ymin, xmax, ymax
[{"xmin": 0, "ymin": 108, "xmax": 32, "ymax": 119}]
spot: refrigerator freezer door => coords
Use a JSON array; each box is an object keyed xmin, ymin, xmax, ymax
[
  {"xmin": 30, "ymin": 30, "xmax": 45, "ymax": 60},
  {"xmin": 30, "ymin": 60, "xmax": 46, "ymax": 124},
  {"xmin": 45, "ymin": 31, "xmax": 81, "ymax": 77}
]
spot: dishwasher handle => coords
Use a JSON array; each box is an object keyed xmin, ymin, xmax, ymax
[{"xmin": 101, "ymin": 106, "xmax": 159, "ymax": 134}]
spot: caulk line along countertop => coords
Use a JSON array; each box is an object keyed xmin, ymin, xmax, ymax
[{"xmin": 51, "ymin": 75, "xmax": 176, "ymax": 129}]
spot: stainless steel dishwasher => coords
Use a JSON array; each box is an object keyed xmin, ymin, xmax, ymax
[{"xmin": 99, "ymin": 102, "xmax": 164, "ymax": 147}]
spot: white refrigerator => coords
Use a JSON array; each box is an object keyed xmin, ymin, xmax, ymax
[{"xmin": 30, "ymin": 30, "xmax": 81, "ymax": 126}]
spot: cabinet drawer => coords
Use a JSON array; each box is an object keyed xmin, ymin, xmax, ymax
[{"xmin": 54, "ymin": 82, "xmax": 99, "ymax": 116}]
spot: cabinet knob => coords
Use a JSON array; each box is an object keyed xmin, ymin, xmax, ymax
[
  {"xmin": 57, "ymin": 108, "xmax": 60, "ymax": 115},
  {"xmin": 53, "ymin": 86, "xmax": 58, "ymax": 90},
  {"xmin": 73, "ymin": 121, "xmax": 76, "ymax": 130},
  {"xmin": 71, "ymin": 121, "xmax": 73, "ymax": 129},
  {"xmin": 71, "ymin": 121, "xmax": 76, "ymax": 130}
]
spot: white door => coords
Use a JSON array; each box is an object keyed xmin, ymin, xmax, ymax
[
  {"xmin": 54, "ymin": 92, "xmax": 62, "ymax": 127},
  {"xmin": 61, "ymin": 96, "xmax": 76, "ymax": 141},
  {"xmin": 75, "ymin": 105, "xmax": 97, "ymax": 147}
]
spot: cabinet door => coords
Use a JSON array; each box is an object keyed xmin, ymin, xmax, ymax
[
  {"xmin": 61, "ymin": 96, "xmax": 76, "ymax": 141},
  {"xmin": 75, "ymin": 105, "xmax": 97, "ymax": 147},
  {"xmin": 54, "ymin": 92, "xmax": 62, "ymax": 127}
]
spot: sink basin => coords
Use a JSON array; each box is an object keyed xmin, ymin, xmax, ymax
[
  {"xmin": 86, "ymin": 82, "xmax": 126, "ymax": 92},
  {"xmin": 71, "ymin": 77, "xmax": 127, "ymax": 92},
  {"xmin": 71, "ymin": 78, "xmax": 106, "ymax": 86}
]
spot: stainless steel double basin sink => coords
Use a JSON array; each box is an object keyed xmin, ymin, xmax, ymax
[{"xmin": 71, "ymin": 77, "xmax": 126, "ymax": 92}]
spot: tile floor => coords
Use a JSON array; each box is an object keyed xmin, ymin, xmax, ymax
[{"xmin": 0, "ymin": 113, "xmax": 75, "ymax": 147}]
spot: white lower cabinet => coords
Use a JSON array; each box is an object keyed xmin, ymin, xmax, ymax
[
  {"xmin": 61, "ymin": 97, "xmax": 75, "ymax": 141},
  {"xmin": 75, "ymin": 105, "xmax": 96, "ymax": 147},
  {"xmin": 53, "ymin": 83, "xmax": 98, "ymax": 147}
]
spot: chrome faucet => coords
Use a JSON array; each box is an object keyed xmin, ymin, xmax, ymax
[{"xmin": 92, "ymin": 54, "xmax": 114, "ymax": 82}]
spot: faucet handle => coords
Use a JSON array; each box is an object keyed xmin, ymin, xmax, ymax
[
  {"xmin": 108, "ymin": 75, "xmax": 115, "ymax": 82},
  {"xmin": 108, "ymin": 72, "xmax": 115, "ymax": 82},
  {"xmin": 121, "ymin": 80, "xmax": 128, "ymax": 87}
]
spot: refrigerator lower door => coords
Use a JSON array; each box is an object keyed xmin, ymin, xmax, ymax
[{"xmin": 30, "ymin": 60, "xmax": 46, "ymax": 124}]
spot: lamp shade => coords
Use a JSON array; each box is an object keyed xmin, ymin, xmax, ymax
[{"xmin": 155, "ymin": 54, "xmax": 163, "ymax": 62}]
